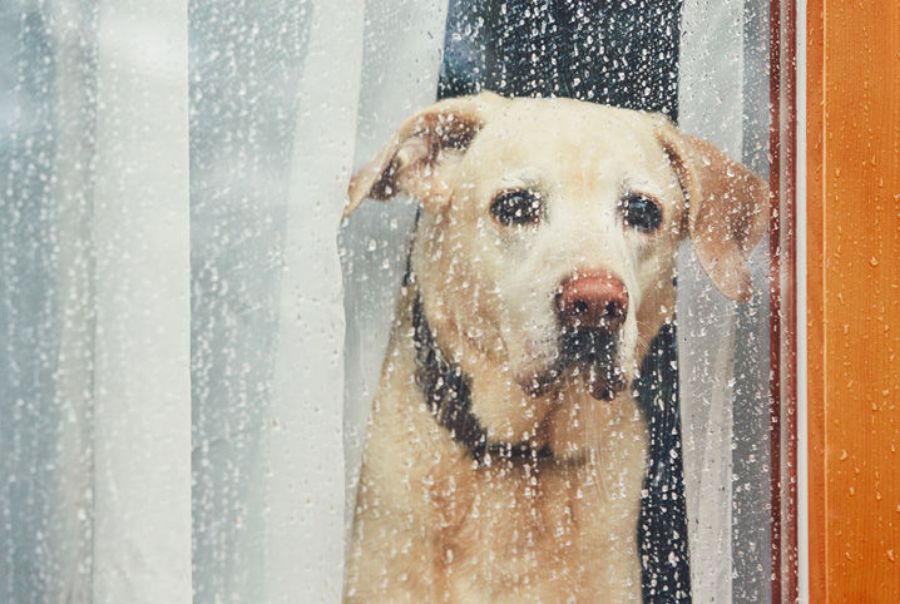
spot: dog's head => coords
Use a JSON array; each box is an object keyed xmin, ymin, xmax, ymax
[{"xmin": 347, "ymin": 93, "xmax": 767, "ymax": 447}]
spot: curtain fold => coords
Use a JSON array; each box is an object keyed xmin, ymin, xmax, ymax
[
  {"xmin": 90, "ymin": 0, "xmax": 192, "ymax": 601},
  {"xmin": 50, "ymin": 1, "xmax": 97, "ymax": 601},
  {"xmin": 263, "ymin": 0, "xmax": 365, "ymax": 601},
  {"xmin": 3, "ymin": 1, "xmax": 193, "ymax": 602},
  {"xmin": 678, "ymin": 0, "xmax": 772, "ymax": 601},
  {"xmin": 188, "ymin": 0, "xmax": 312, "ymax": 600},
  {"xmin": 678, "ymin": 0, "xmax": 745, "ymax": 599},
  {"xmin": 1, "ymin": 3, "xmax": 82, "ymax": 600}
]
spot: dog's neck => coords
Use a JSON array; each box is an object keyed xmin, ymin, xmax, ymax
[{"xmin": 409, "ymin": 280, "xmax": 552, "ymax": 466}]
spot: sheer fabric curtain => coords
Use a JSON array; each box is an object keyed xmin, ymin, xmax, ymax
[
  {"xmin": 91, "ymin": 1, "xmax": 191, "ymax": 601},
  {"xmin": 2, "ymin": 0, "xmax": 437, "ymax": 601},
  {"xmin": 266, "ymin": 0, "xmax": 362, "ymax": 600},
  {"xmin": 189, "ymin": 0, "xmax": 315, "ymax": 600},
  {"xmin": 678, "ymin": 1, "xmax": 746, "ymax": 599},
  {"xmin": 2, "ymin": 0, "xmax": 191, "ymax": 602},
  {"xmin": 678, "ymin": 0, "xmax": 772, "ymax": 601}
]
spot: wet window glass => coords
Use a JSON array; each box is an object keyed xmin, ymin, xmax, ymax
[{"xmin": 1, "ymin": 1, "xmax": 800, "ymax": 602}]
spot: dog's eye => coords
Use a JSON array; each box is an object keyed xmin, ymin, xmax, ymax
[
  {"xmin": 621, "ymin": 194, "xmax": 663, "ymax": 233},
  {"xmin": 490, "ymin": 189, "xmax": 544, "ymax": 227}
]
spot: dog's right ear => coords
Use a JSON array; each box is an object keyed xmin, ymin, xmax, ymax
[{"xmin": 344, "ymin": 93, "xmax": 499, "ymax": 218}]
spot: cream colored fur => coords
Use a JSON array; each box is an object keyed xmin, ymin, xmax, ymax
[{"xmin": 343, "ymin": 93, "xmax": 767, "ymax": 603}]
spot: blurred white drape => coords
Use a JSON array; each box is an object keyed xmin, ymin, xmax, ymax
[
  {"xmin": 91, "ymin": 1, "xmax": 192, "ymax": 602},
  {"xmin": 3, "ymin": 0, "xmax": 440, "ymax": 601},
  {"xmin": 678, "ymin": 1, "xmax": 744, "ymax": 599},
  {"xmin": 10, "ymin": 0, "xmax": 193, "ymax": 601},
  {"xmin": 265, "ymin": 0, "xmax": 363, "ymax": 601},
  {"xmin": 679, "ymin": 0, "xmax": 772, "ymax": 601}
]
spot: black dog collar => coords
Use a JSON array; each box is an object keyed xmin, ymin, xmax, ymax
[{"xmin": 409, "ymin": 284, "xmax": 552, "ymax": 465}]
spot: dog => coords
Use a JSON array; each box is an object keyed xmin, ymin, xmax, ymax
[{"xmin": 342, "ymin": 92, "xmax": 767, "ymax": 602}]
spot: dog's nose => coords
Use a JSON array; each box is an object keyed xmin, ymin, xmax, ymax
[{"xmin": 556, "ymin": 270, "xmax": 629, "ymax": 331}]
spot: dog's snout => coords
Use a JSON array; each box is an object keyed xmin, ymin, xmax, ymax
[{"xmin": 556, "ymin": 270, "xmax": 628, "ymax": 331}]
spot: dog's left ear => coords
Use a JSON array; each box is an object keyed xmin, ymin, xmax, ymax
[
  {"xmin": 345, "ymin": 93, "xmax": 500, "ymax": 218},
  {"xmin": 655, "ymin": 119, "xmax": 770, "ymax": 302}
]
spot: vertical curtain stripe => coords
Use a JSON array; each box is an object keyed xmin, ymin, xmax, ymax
[
  {"xmin": 678, "ymin": 0, "xmax": 747, "ymax": 601},
  {"xmin": 265, "ymin": 0, "xmax": 366, "ymax": 600},
  {"xmin": 91, "ymin": 0, "xmax": 191, "ymax": 601}
]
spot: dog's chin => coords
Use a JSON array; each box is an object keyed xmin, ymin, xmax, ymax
[
  {"xmin": 516, "ymin": 327, "xmax": 632, "ymax": 402},
  {"xmin": 516, "ymin": 359, "xmax": 628, "ymax": 402}
]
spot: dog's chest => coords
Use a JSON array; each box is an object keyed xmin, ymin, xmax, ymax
[{"xmin": 422, "ymin": 462, "xmax": 642, "ymax": 602}]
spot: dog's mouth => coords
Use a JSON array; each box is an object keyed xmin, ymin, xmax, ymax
[{"xmin": 523, "ymin": 326, "xmax": 627, "ymax": 401}]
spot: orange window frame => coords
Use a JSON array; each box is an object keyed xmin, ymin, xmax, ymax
[{"xmin": 806, "ymin": 1, "xmax": 900, "ymax": 601}]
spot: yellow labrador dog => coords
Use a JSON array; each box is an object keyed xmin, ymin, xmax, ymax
[{"xmin": 343, "ymin": 92, "xmax": 767, "ymax": 603}]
